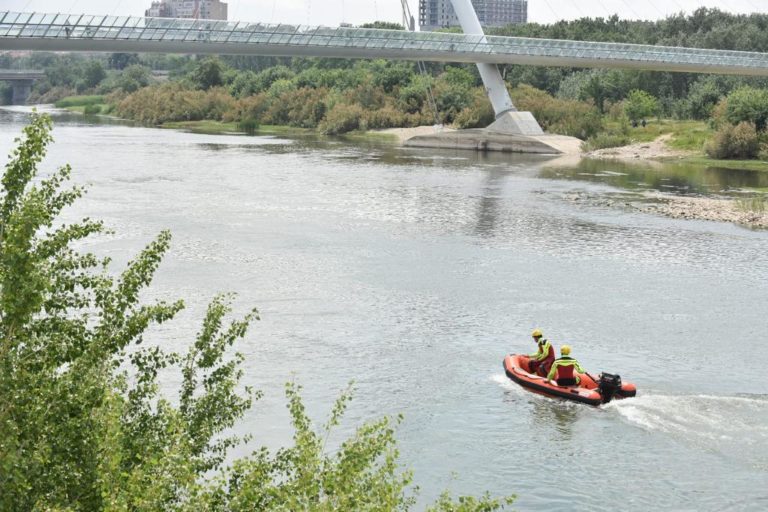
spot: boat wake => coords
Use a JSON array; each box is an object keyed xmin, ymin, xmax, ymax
[
  {"xmin": 491, "ymin": 372, "xmax": 528, "ymax": 396},
  {"xmin": 606, "ymin": 392, "xmax": 768, "ymax": 470}
]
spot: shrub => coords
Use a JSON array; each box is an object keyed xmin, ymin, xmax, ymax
[
  {"xmin": 224, "ymin": 93, "xmax": 266, "ymax": 123},
  {"xmin": 82, "ymin": 104, "xmax": 101, "ymax": 115},
  {"xmin": 364, "ymin": 105, "xmax": 409, "ymax": 129},
  {"xmin": 454, "ymin": 88, "xmax": 495, "ymax": 129},
  {"xmin": 261, "ymin": 87, "xmax": 328, "ymax": 128},
  {"xmin": 319, "ymin": 103, "xmax": 365, "ymax": 134},
  {"xmin": 116, "ymin": 83, "xmax": 235, "ymax": 124},
  {"xmin": 238, "ymin": 117, "xmax": 259, "ymax": 135},
  {"xmin": 705, "ymin": 121, "xmax": 760, "ymax": 159},
  {"xmin": 512, "ymin": 85, "xmax": 603, "ymax": 139}
]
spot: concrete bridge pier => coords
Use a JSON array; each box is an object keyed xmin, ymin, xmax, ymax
[{"xmin": 11, "ymin": 79, "xmax": 33, "ymax": 105}]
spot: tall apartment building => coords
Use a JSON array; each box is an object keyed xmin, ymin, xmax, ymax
[
  {"xmin": 145, "ymin": 0, "xmax": 228, "ymax": 21},
  {"xmin": 419, "ymin": 0, "xmax": 527, "ymax": 31}
]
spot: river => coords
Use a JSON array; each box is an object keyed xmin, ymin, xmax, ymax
[{"xmin": 2, "ymin": 107, "xmax": 767, "ymax": 511}]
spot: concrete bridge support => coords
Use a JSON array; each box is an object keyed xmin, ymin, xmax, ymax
[
  {"xmin": 10, "ymin": 79, "xmax": 33, "ymax": 105},
  {"xmin": 449, "ymin": 0, "xmax": 544, "ymax": 136}
]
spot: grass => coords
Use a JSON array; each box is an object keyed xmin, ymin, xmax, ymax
[
  {"xmin": 735, "ymin": 196, "xmax": 767, "ymax": 213},
  {"xmin": 339, "ymin": 130, "xmax": 399, "ymax": 144},
  {"xmin": 54, "ymin": 95, "xmax": 105, "ymax": 108},
  {"xmin": 590, "ymin": 119, "xmax": 768, "ymax": 171}
]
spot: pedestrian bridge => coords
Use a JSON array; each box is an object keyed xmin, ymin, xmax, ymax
[{"xmin": 3, "ymin": 11, "xmax": 768, "ymax": 76}]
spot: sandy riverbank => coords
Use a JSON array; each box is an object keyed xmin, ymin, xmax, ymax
[{"xmin": 583, "ymin": 133, "xmax": 694, "ymax": 161}]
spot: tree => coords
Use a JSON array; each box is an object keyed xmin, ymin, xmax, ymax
[
  {"xmin": 117, "ymin": 64, "xmax": 152, "ymax": 93},
  {"xmin": 190, "ymin": 57, "xmax": 226, "ymax": 90},
  {"xmin": 108, "ymin": 52, "xmax": 139, "ymax": 70},
  {"xmin": 83, "ymin": 60, "xmax": 107, "ymax": 89},
  {"xmin": 624, "ymin": 89, "xmax": 659, "ymax": 122},
  {"xmin": 0, "ymin": 114, "xmax": 514, "ymax": 511},
  {"xmin": 360, "ymin": 21, "xmax": 404, "ymax": 30},
  {"xmin": 725, "ymin": 86, "xmax": 768, "ymax": 131}
]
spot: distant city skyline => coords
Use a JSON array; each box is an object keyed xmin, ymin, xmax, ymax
[{"xmin": 3, "ymin": 0, "xmax": 765, "ymax": 27}]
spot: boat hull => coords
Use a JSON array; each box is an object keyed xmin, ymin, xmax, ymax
[{"xmin": 503, "ymin": 354, "xmax": 636, "ymax": 406}]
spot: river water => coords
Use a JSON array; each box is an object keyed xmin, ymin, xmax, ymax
[{"xmin": 2, "ymin": 107, "xmax": 767, "ymax": 511}]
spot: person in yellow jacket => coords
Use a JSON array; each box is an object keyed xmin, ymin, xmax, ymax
[
  {"xmin": 528, "ymin": 329, "xmax": 555, "ymax": 376},
  {"xmin": 547, "ymin": 345, "xmax": 587, "ymax": 386}
]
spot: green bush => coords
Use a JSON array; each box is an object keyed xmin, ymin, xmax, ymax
[
  {"xmin": 116, "ymin": 83, "xmax": 235, "ymax": 124},
  {"xmin": 238, "ymin": 118, "xmax": 259, "ymax": 135},
  {"xmin": 453, "ymin": 88, "xmax": 495, "ymax": 129},
  {"xmin": 261, "ymin": 87, "xmax": 327, "ymax": 128},
  {"xmin": 319, "ymin": 103, "xmax": 365, "ymax": 134},
  {"xmin": 512, "ymin": 85, "xmax": 603, "ymax": 139},
  {"xmin": 82, "ymin": 104, "xmax": 102, "ymax": 115},
  {"xmin": 705, "ymin": 121, "xmax": 760, "ymax": 159},
  {"xmin": 0, "ymin": 114, "xmax": 515, "ymax": 511}
]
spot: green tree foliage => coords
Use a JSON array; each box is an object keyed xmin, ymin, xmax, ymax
[
  {"xmin": 360, "ymin": 21, "xmax": 405, "ymax": 30},
  {"xmin": 0, "ymin": 114, "xmax": 514, "ymax": 511},
  {"xmin": 191, "ymin": 57, "xmax": 227, "ymax": 90},
  {"xmin": 108, "ymin": 53, "xmax": 140, "ymax": 70},
  {"xmin": 83, "ymin": 60, "xmax": 108, "ymax": 89},
  {"xmin": 117, "ymin": 64, "xmax": 152, "ymax": 93},
  {"xmin": 624, "ymin": 90, "xmax": 659, "ymax": 122},
  {"xmin": 724, "ymin": 86, "xmax": 768, "ymax": 132},
  {"xmin": 675, "ymin": 77, "xmax": 724, "ymax": 120}
]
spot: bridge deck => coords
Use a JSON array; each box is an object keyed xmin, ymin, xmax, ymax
[
  {"xmin": 3, "ymin": 12, "xmax": 768, "ymax": 76},
  {"xmin": 0, "ymin": 69, "xmax": 45, "ymax": 80}
]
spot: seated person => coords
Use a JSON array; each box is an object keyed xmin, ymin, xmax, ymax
[
  {"xmin": 528, "ymin": 329, "xmax": 555, "ymax": 376},
  {"xmin": 547, "ymin": 345, "xmax": 586, "ymax": 386}
]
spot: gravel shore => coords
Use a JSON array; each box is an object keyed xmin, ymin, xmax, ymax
[{"xmin": 562, "ymin": 190, "xmax": 768, "ymax": 229}]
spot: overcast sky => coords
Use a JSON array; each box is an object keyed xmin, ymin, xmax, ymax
[{"xmin": 4, "ymin": 1, "xmax": 766, "ymax": 26}]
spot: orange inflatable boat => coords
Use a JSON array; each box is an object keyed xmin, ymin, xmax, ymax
[{"xmin": 503, "ymin": 354, "xmax": 636, "ymax": 406}]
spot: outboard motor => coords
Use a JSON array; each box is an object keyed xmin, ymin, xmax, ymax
[{"xmin": 598, "ymin": 373, "xmax": 622, "ymax": 403}]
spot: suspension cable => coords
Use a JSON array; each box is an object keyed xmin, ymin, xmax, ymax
[{"xmin": 401, "ymin": 0, "xmax": 440, "ymax": 125}]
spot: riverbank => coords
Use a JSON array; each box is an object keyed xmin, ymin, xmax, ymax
[
  {"xmin": 562, "ymin": 190, "xmax": 768, "ymax": 229},
  {"xmin": 582, "ymin": 120, "xmax": 768, "ymax": 170},
  {"xmin": 584, "ymin": 133, "xmax": 693, "ymax": 161}
]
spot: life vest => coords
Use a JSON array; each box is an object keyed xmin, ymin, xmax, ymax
[
  {"xmin": 548, "ymin": 356, "xmax": 585, "ymax": 382},
  {"xmin": 533, "ymin": 339, "xmax": 555, "ymax": 363}
]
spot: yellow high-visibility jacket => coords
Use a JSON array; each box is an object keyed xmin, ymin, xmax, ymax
[{"xmin": 529, "ymin": 339, "xmax": 554, "ymax": 362}]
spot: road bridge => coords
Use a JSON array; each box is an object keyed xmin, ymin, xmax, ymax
[{"xmin": 0, "ymin": 69, "xmax": 45, "ymax": 104}]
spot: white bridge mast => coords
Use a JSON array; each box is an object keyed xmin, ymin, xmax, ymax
[{"xmin": 448, "ymin": 0, "xmax": 543, "ymax": 134}]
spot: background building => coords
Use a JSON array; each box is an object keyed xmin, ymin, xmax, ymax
[
  {"xmin": 146, "ymin": 1, "xmax": 228, "ymax": 21},
  {"xmin": 419, "ymin": 0, "xmax": 527, "ymax": 31}
]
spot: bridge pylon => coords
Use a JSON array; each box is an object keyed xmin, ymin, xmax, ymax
[{"xmin": 448, "ymin": 0, "xmax": 544, "ymax": 136}]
